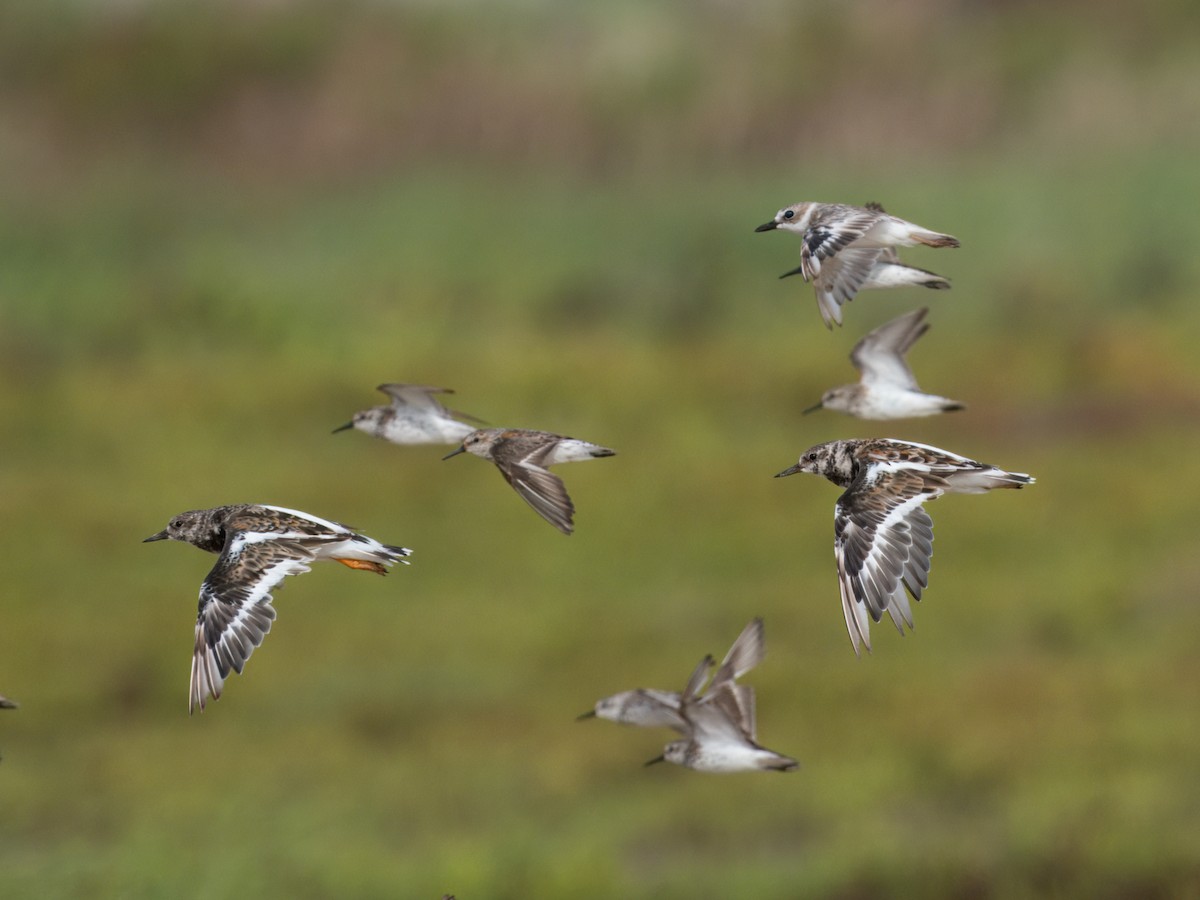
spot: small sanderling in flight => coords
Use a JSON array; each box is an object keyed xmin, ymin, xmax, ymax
[
  {"xmin": 578, "ymin": 617, "xmax": 765, "ymax": 732},
  {"xmin": 756, "ymin": 201, "xmax": 958, "ymax": 328},
  {"xmin": 333, "ymin": 383, "xmax": 482, "ymax": 445},
  {"xmin": 443, "ymin": 428, "xmax": 615, "ymax": 535},
  {"xmin": 780, "ymin": 241, "xmax": 950, "ymax": 296},
  {"xmin": 804, "ymin": 307, "xmax": 965, "ymax": 420},
  {"xmin": 775, "ymin": 439, "xmax": 1034, "ymax": 656},
  {"xmin": 144, "ymin": 504, "xmax": 411, "ymax": 713},
  {"xmin": 643, "ymin": 628, "xmax": 798, "ymax": 774}
]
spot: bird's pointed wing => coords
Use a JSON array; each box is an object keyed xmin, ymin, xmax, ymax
[
  {"xmin": 736, "ymin": 684, "xmax": 757, "ymax": 740},
  {"xmin": 376, "ymin": 383, "xmax": 487, "ymax": 427},
  {"xmin": 717, "ymin": 683, "xmax": 757, "ymax": 741},
  {"xmin": 190, "ymin": 534, "xmax": 317, "ymax": 713},
  {"xmin": 377, "ymin": 383, "xmax": 454, "ymax": 411},
  {"xmin": 810, "ymin": 246, "xmax": 884, "ymax": 328},
  {"xmin": 850, "ymin": 308, "xmax": 929, "ymax": 390},
  {"xmin": 498, "ymin": 460, "xmax": 576, "ymax": 535},
  {"xmin": 799, "ymin": 210, "xmax": 882, "ymax": 280},
  {"xmin": 687, "ymin": 680, "xmax": 752, "ymax": 744},
  {"xmin": 680, "ymin": 654, "xmax": 715, "ymax": 706},
  {"xmin": 834, "ymin": 468, "xmax": 938, "ymax": 655},
  {"xmin": 233, "ymin": 506, "xmax": 351, "ymax": 542},
  {"xmin": 690, "ymin": 647, "xmax": 758, "ymax": 742},
  {"xmin": 492, "ymin": 436, "xmax": 593, "ymax": 534},
  {"xmin": 718, "ymin": 617, "xmax": 765, "ymax": 680}
]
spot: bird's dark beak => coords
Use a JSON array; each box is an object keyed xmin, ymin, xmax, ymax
[
  {"xmin": 575, "ymin": 710, "xmax": 596, "ymax": 721},
  {"xmin": 331, "ymin": 421, "xmax": 354, "ymax": 434},
  {"xmin": 778, "ymin": 264, "xmax": 804, "ymax": 279},
  {"xmin": 774, "ymin": 462, "xmax": 804, "ymax": 478},
  {"xmin": 801, "ymin": 401, "xmax": 823, "ymax": 415},
  {"xmin": 644, "ymin": 754, "xmax": 666, "ymax": 767},
  {"xmin": 143, "ymin": 530, "xmax": 169, "ymax": 543},
  {"xmin": 754, "ymin": 220, "xmax": 778, "ymax": 233},
  {"xmin": 442, "ymin": 445, "xmax": 466, "ymax": 460}
]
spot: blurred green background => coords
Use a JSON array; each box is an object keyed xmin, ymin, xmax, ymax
[{"xmin": 3, "ymin": 1, "xmax": 1199, "ymax": 897}]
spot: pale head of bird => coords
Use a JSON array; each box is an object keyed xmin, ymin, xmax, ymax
[
  {"xmin": 333, "ymin": 407, "xmax": 385, "ymax": 436},
  {"xmin": 662, "ymin": 740, "xmax": 690, "ymax": 765},
  {"xmin": 442, "ymin": 428, "xmax": 501, "ymax": 461},
  {"xmin": 644, "ymin": 739, "xmax": 689, "ymax": 768},
  {"xmin": 754, "ymin": 202, "xmax": 812, "ymax": 235},
  {"xmin": 806, "ymin": 385, "xmax": 856, "ymax": 416},
  {"xmin": 590, "ymin": 695, "xmax": 626, "ymax": 723}
]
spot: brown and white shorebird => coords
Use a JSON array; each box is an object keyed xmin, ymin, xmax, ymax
[
  {"xmin": 776, "ymin": 439, "xmax": 1033, "ymax": 655},
  {"xmin": 578, "ymin": 618, "xmax": 765, "ymax": 732},
  {"xmin": 644, "ymin": 629, "xmax": 798, "ymax": 774},
  {"xmin": 144, "ymin": 504, "xmax": 411, "ymax": 713},
  {"xmin": 442, "ymin": 428, "xmax": 616, "ymax": 535},
  {"xmin": 805, "ymin": 307, "xmax": 965, "ymax": 419},
  {"xmin": 333, "ymin": 383, "xmax": 482, "ymax": 445},
  {"xmin": 756, "ymin": 201, "xmax": 958, "ymax": 328}
]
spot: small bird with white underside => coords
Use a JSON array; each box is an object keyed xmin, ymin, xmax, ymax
[
  {"xmin": 756, "ymin": 200, "xmax": 958, "ymax": 328},
  {"xmin": 775, "ymin": 439, "xmax": 1033, "ymax": 656},
  {"xmin": 644, "ymin": 634, "xmax": 798, "ymax": 774},
  {"xmin": 333, "ymin": 383, "xmax": 482, "ymax": 445},
  {"xmin": 578, "ymin": 617, "xmax": 765, "ymax": 732},
  {"xmin": 805, "ymin": 307, "xmax": 965, "ymax": 420},
  {"xmin": 443, "ymin": 428, "xmax": 615, "ymax": 535}
]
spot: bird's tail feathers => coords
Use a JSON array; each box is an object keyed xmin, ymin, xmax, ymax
[{"xmin": 911, "ymin": 230, "xmax": 960, "ymax": 249}]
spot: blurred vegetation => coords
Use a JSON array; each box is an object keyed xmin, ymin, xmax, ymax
[{"xmin": 2, "ymin": 1, "xmax": 1199, "ymax": 898}]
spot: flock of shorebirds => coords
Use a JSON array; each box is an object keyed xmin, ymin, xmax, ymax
[{"xmin": 2, "ymin": 199, "xmax": 1034, "ymax": 777}]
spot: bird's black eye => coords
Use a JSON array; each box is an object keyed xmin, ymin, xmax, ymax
[{"xmin": 783, "ymin": 210, "xmax": 794, "ymax": 219}]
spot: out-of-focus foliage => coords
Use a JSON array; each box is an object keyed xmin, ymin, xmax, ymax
[{"xmin": 1, "ymin": 2, "xmax": 1199, "ymax": 898}]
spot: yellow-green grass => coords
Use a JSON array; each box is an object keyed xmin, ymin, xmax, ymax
[{"xmin": 2, "ymin": 145, "xmax": 1199, "ymax": 898}]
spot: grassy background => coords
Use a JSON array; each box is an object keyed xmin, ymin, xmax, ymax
[{"xmin": 2, "ymin": 2, "xmax": 1200, "ymax": 897}]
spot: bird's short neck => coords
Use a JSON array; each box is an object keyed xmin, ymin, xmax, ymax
[
  {"xmin": 825, "ymin": 442, "xmax": 862, "ymax": 487},
  {"xmin": 192, "ymin": 507, "xmax": 235, "ymax": 553}
]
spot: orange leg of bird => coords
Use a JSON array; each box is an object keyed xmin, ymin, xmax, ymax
[{"xmin": 334, "ymin": 558, "xmax": 387, "ymax": 574}]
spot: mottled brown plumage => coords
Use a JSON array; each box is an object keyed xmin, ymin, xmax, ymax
[
  {"xmin": 776, "ymin": 439, "xmax": 1033, "ymax": 655},
  {"xmin": 144, "ymin": 504, "xmax": 411, "ymax": 713},
  {"xmin": 443, "ymin": 428, "xmax": 615, "ymax": 535}
]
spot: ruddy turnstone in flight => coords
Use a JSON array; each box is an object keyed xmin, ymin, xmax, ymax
[
  {"xmin": 442, "ymin": 428, "xmax": 615, "ymax": 535},
  {"xmin": 578, "ymin": 617, "xmax": 765, "ymax": 731},
  {"xmin": 333, "ymin": 383, "xmax": 481, "ymax": 445},
  {"xmin": 804, "ymin": 307, "xmax": 965, "ymax": 419},
  {"xmin": 644, "ymin": 630, "xmax": 797, "ymax": 774},
  {"xmin": 775, "ymin": 439, "xmax": 1033, "ymax": 655},
  {"xmin": 144, "ymin": 504, "xmax": 411, "ymax": 713},
  {"xmin": 756, "ymin": 201, "xmax": 958, "ymax": 328}
]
